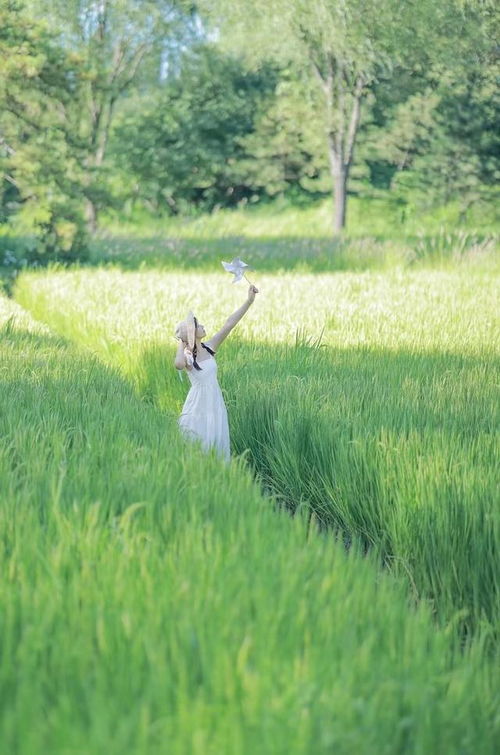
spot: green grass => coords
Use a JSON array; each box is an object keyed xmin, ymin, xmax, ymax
[
  {"xmin": 2, "ymin": 297, "xmax": 498, "ymax": 753},
  {"xmin": 88, "ymin": 197, "xmax": 499, "ymax": 276},
  {"xmin": 2, "ymin": 198, "xmax": 498, "ymax": 296},
  {"xmin": 84, "ymin": 231, "xmax": 499, "ymax": 278},
  {"xmin": 88, "ymin": 195, "xmax": 499, "ymax": 280},
  {"xmin": 99, "ymin": 195, "xmax": 500, "ymax": 239},
  {"xmin": 14, "ymin": 266, "xmax": 500, "ymax": 641},
  {"xmin": 2, "ymin": 210, "xmax": 499, "ymax": 752}
]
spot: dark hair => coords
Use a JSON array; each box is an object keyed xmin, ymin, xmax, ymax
[
  {"xmin": 192, "ymin": 316, "xmax": 201, "ymax": 370},
  {"xmin": 192, "ymin": 316, "xmax": 216, "ymax": 370}
]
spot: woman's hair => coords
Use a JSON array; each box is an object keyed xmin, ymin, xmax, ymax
[
  {"xmin": 191, "ymin": 316, "xmax": 215, "ymax": 370},
  {"xmin": 193, "ymin": 317, "xmax": 201, "ymax": 370},
  {"xmin": 192, "ymin": 317, "xmax": 202, "ymax": 370},
  {"xmin": 192, "ymin": 345, "xmax": 201, "ymax": 370}
]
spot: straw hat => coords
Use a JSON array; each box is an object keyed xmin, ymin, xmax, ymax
[{"xmin": 174, "ymin": 310, "xmax": 196, "ymax": 351}]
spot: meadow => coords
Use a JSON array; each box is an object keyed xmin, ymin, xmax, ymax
[
  {"xmin": 1, "ymin": 211, "xmax": 499, "ymax": 752},
  {"xmin": 83, "ymin": 195, "xmax": 499, "ymax": 278},
  {"xmin": 97, "ymin": 194, "xmax": 500, "ymax": 240}
]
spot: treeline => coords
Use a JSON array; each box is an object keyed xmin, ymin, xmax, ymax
[{"xmin": 0, "ymin": 0, "xmax": 498, "ymax": 258}]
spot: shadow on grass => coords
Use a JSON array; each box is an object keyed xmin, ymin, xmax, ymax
[
  {"xmin": 87, "ymin": 235, "xmax": 397, "ymax": 272},
  {"xmin": 87, "ymin": 234, "xmax": 497, "ymax": 274},
  {"xmin": 2, "ymin": 231, "xmax": 497, "ymax": 296}
]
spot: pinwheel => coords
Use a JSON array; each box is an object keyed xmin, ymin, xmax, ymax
[{"xmin": 221, "ymin": 257, "xmax": 255, "ymax": 285}]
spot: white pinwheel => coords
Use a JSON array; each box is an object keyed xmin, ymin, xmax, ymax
[{"xmin": 221, "ymin": 257, "xmax": 254, "ymax": 284}]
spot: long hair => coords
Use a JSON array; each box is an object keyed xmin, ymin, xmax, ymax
[
  {"xmin": 192, "ymin": 316, "xmax": 215, "ymax": 370},
  {"xmin": 192, "ymin": 316, "xmax": 202, "ymax": 370}
]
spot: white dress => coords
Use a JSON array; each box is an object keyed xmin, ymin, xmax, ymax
[{"xmin": 178, "ymin": 346, "xmax": 230, "ymax": 463}]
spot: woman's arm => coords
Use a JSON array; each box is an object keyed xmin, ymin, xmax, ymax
[
  {"xmin": 174, "ymin": 340, "xmax": 193, "ymax": 371},
  {"xmin": 207, "ymin": 285, "xmax": 258, "ymax": 351}
]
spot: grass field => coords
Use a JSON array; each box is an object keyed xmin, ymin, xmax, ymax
[
  {"xmin": 98, "ymin": 195, "xmax": 500, "ymax": 239},
  {"xmin": 88, "ymin": 195, "xmax": 499, "ymax": 276},
  {"xmin": 1, "ymin": 222, "xmax": 499, "ymax": 751}
]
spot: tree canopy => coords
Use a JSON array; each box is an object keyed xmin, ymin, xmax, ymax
[{"xmin": 0, "ymin": 0, "xmax": 498, "ymax": 256}]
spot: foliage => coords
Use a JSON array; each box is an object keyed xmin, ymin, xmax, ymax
[
  {"xmin": 235, "ymin": 75, "xmax": 329, "ymax": 200},
  {"xmin": 0, "ymin": 0, "xmax": 498, "ymax": 242},
  {"xmin": 199, "ymin": 0, "xmax": 491, "ymax": 232},
  {"xmin": 0, "ymin": 0, "xmax": 196, "ymax": 257},
  {"xmin": 0, "ymin": 1, "xmax": 90, "ymax": 260},
  {"xmin": 363, "ymin": 44, "xmax": 500, "ymax": 214},
  {"xmin": 110, "ymin": 45, "xmax": 278, "ymax": 213}
]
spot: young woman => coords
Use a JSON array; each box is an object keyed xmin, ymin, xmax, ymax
[{"xmin": 174, "ymin": 284, "xmax": 259, "ymax": 462}]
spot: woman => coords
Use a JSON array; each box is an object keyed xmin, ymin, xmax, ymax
[{"xmin": 174, "ymin": 284, "xmax": 259, "ymax": 462}]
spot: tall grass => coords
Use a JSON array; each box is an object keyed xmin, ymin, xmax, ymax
[
  {"xmin": 2, "ymin": 296, "xmax": 498, "ymax": 752},
  {"xmin": 14, "ymin": 266, "xmax": 500, "ymax": 641},
  {"xmin": 2, "ymin": 199, "xmax": 497, "ymax": 296},
  {"xmin": 85, "ymin": 230, "xmax": 498, "ymax": 278},
  {"xmin": 98, "ymin": 195, "xmax": 500, "ymax": 239}
]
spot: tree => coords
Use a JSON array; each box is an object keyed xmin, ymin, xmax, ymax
[
  {"xmin": 110, "ymin": 45, "xmax": 277, "ymax": 213},
  {"xmin": 235, "ymin": 75, "xmax": 329, "ymax": 202},
  {"xmin": 201, "ymin": 0, "xmax": 493, "ymax": 235},
  {"xmin": 361, "ymin": 4, "xmax": 500, "ymax": 218},
  {"xmin": 24, "ymin": 0, "xmax": 197, "ymax": 231},
  {"xmin": 0, "ymin": 1, "xmax": 90, "ymax": 259}
]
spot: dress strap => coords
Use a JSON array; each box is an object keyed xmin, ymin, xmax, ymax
[{"xmin": 201, "ymin": 342, "xmax": 216, "ymax": 356}]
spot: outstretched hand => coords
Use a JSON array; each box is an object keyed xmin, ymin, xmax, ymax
[{"xmin": 247, "ymin": 284, "xmax": 259, "ymax": 303}]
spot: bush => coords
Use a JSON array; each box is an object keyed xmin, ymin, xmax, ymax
[{"xmin": 8, "ymin": 196, "xmax": 90, "ymax": 265}]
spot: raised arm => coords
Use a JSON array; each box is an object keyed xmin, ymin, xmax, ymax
[{"xmin": 207, "ymin": 285, "xmax": 259, "ymax": 351}]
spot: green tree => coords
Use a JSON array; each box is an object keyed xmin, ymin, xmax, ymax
[
  {"xmin": 0, "ymin": 1, "xmax": 90, "ymax": 260},
  {"xmin": 235, "ymin": 75, "xmax": 328, "ymax": 202},
  {"xmin": 362, "ymin": 7, "xmax": 499, "ymax": 219},
  {"xmin": 111, "ymin": 45, "xmax": 277, "ymax": 213},
  {"xmin": 201, "ymin": 0, "xmax": 493, "ymax": 235},
  {"xmin": 23, "ymin": 0, "xmax": 196, "ymax": 231}
]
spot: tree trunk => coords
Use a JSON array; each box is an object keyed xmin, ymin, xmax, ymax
[
  {"xmin": 85, "ymin": 197, "xmax": 98, "ymax": 234},
  {"xmin": 328, "ymin": 137, "xmax": 347, "ymax": 235},
  {"xmin": 322, "ymin": 73, "xmax": 365, "ymax": 237},
  {"xmin": 333, "ymin": 164, "xmax": 347, "ymax": 233}
]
